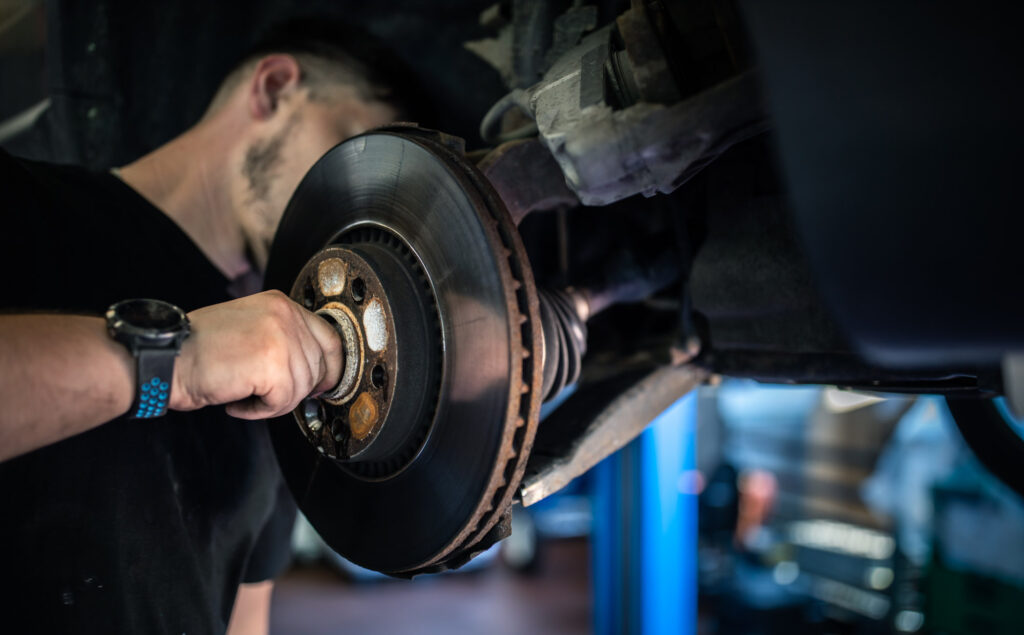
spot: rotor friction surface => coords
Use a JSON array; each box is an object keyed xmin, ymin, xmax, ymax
[{"xmin": 264, "ymin": 129, "xmax": 542, "ymax": 575}]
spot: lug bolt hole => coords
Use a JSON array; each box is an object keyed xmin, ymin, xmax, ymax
[
  {"xmin": 331, "ymin": 417, "xmax": 348, "ymax": 442},
  {"xmin": 302, "ymin": 398, "xmax": 324, "ymax": 432},
  {"xmin": 351, "ymin": 278, "xmax": 366, "ymax": 303},
  {"xmin": 302, "ymin": 279, "xmax": 316, "ymax": 310},
  {"xmin": 371, "ymin": 364, "xmax": 387, "ymax": 389}
]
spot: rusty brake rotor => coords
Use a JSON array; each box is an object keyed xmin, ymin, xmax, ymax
[{"xmin": 264, "ymin": 127, "xmax": 543, "ymax": 576}]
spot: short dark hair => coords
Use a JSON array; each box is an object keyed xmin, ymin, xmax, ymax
[{"xmin": 209, "ymin": 17, "xmax": 422, "ymax": 120}]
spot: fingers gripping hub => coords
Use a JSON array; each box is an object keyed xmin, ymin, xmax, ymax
[{"xmin": 316, "ymin": 305, "xmax": 363, "ymax": 405}]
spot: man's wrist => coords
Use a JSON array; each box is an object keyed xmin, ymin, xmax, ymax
[
  {"xmin": 168, "ymin": 332, "xmax": 197, "ymax": 412},
  {"xmin": 105, "ymin": 299, "xmax": 191, "ymax": 419}
]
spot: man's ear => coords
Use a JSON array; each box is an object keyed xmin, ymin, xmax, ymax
[{"xmin": 248, "ymin": 54, "xmax": 302, "ymax": 120}]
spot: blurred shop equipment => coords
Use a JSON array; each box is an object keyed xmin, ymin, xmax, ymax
[{"xmin": 697, "ymin": 385, "xmax": 1024, "ymax": 634}]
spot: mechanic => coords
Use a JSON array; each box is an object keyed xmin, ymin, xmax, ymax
[{"xmin": 0, "ymin": 19, "xmax": 411, "ymax": 634}]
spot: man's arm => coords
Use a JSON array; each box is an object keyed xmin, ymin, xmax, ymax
[
  {"xmin": 0, "ymin": 313, "xmax": 137, "ymax": 458},
  {"xmin": 0, "ymin": 290, "xmax": 341, "ymax": 462}
]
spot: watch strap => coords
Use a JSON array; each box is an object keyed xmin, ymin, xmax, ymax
[{"xmin": 130, "ymin": 347, "xmax": 177, "ymax": 419}]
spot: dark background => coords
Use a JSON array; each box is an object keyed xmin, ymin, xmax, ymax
[{"xmin": 7, "ymin": 0, "xmax": 509, "ymax": 166}]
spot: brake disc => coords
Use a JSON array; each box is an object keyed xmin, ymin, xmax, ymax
[{"xmin": 264, "ymin": 127, "xmax": 543, "ymax": 576}]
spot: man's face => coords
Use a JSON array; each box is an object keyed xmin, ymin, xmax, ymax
[{"xmin": 239, "ymin": 86, "xmax": 397, "ymax": 268}]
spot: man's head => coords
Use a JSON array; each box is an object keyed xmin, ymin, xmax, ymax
[{"xmin": 202, "ymin": 19, "xmax": 413, "ymax": 267}]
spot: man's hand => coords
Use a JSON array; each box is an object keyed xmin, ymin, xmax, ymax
[
  {"xmin": 172, "ymin": 290, "xmax": 342, "ymax": 419},
  {"xmin": 0, "ymin": 291, "xmax": 340, "ymax": 462}
]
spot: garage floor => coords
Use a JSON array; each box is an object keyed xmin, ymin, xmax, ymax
[{"xmin": 271, "ymin": 539, "xmax": 592, "ymax": 634}]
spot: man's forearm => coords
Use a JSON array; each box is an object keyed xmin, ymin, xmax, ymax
[
  {"xmin": 0, "ymin": 292, "xmax": 343, "ymax": 463},
  {"xmin": 0, "ymin": 315, "xmax": 134, "ymax": 461}
]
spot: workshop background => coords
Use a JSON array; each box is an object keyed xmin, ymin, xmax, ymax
[{"xmin": 3, "ymin": 1, "xmax": 1024, "ymax": 633}]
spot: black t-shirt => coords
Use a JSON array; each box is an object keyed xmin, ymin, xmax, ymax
[{"xmin": 0, "ymin": 150, "xmax": 296, "ymax": 634}]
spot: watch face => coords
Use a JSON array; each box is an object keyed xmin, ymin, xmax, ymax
[
  {"xmin": 108, "ymin": 299, "xmax": 188, "ymax": 344},
  {"xmin": 117, "ymin": 299, "xmax": 182, "ymax": 330}
]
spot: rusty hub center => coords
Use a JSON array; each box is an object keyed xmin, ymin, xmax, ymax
[
  {"xmin": 290, "ymin": 244, "xmax": 400, "ymax": 462},
  {"xmin": 288, "ymin": 227, "xmax": 443, "ymax": 474}
]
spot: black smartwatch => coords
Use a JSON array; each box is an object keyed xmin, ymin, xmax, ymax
[{"xmin": 106, "ymin": 299, "xmax": 191, "ymax": 419}]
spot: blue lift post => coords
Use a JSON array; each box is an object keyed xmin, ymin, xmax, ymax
[{"xmin": 592, "ymin": 392, "xmax": 699, "ymax": 635}]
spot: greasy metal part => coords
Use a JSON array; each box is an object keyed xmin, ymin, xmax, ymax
[
  {"xmin": 545, "ymin": 3, "xmax": 599, "ymax": 69},
  {"xmin": 301, "ymin": 398, "xmax": 324, "ymax": 433},
  {"xmin": 520, "ymin": 363, "xmax": 708, "ymax": 506},
  {"xmin": 265, "ymin": 127, "xmax": 544, "ymax": 577},
  {"xmin": 615, "ymin": 0, "xmax": 682, "ymax": 105},
  {"xmin": 315, "ymin": 305, "xmax": 362, "ymax": 404},
  {"xmin": 477, "ymin": 89, "xmax": 538, "ymax": 145},
  {"xmin": 534, "ymin": 250, "xmax": 681, "ymax": 403},
  {"xmin": 575, "ymin": 250, "xmax": 681, "ymax": 317},
  {"xmin": 349, "ymin": 391, "xmax": 379, "ymax": 440},
  {"xmin": 480, "ymin": 0, "xmax": 766, "ymax": 208},
  {"xmin": 362, "ymin": 298, "xmax": 388, "ymax": 352},
  {"xmin": 317, "ymin": 257, "xmax": 347, "ymax": 296},
  {"xmin": 531, "ymin": 56, "xmax": 766, "ymax": 206},
  {"xmin": 332, "ymin": 226, "xmax": 441, "ymax": 471},
  {"xmin": 511, "ymin": 0, "xmax": 556, "ymax": 88},
  {"xmin": 538, "ymin": 288, "xmax": 587, "ymax": 402},
  {"xmin": 477, "ymin": 138, "xmax": 578, "ymax": 224},
  {"xmin": 289, "ymin": 246, "xmax": 397, "ymax": 461}
]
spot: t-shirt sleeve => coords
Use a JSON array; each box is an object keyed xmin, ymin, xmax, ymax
[
  {"xmin": 0, "ymin": 150, "xmax": 117, "ymax": 312},
  {"xmin": 0, "ymin": 150, "xmax": 51, "ymax": 276},
  {"xmin": 241, "ymin": 478, "xmax": 298, "ymax": 583}
]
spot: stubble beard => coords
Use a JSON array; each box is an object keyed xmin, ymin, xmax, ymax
[{"xmin": 240, "ymin": 111, "xmax": 301, "ymax": 271}]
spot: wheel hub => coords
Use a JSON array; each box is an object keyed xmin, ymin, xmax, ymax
[
  {"xmin": 289, "ymin": 227, "xmax": 443, "ymax": 476},
  {"xmin": 264, "ymin": 128, "xmax": 543, "ymax": 575}
]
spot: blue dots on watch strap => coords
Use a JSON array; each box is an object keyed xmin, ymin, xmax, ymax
[{"xmin": 134, "ymin": 376, "xmax": 169, "ymax": 419}]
